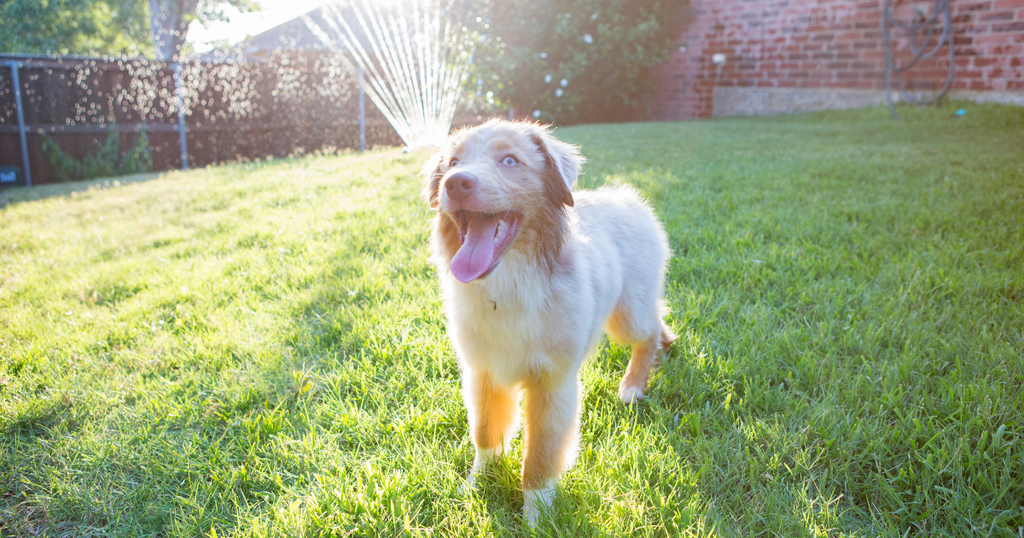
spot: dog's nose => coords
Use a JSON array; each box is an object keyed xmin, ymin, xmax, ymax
[{"xmin": 445, "ymin": 172, "xmax": 477, "ymax": 201}]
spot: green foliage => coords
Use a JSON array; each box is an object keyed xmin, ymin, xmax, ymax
[
  {"xmin": 0, "ymin": 0, "xmax": 151, "ymax": 56},
  {"xmin": 1, "ymin": 102, "xmax": 1023, "ymax": 536},
  {"xmin": 455, "ymin": 0, "xmax": 688, "ymax": 124},
  {"xmin": 40, "ymin": 128, "xmax": 153, "ymax": 183}
]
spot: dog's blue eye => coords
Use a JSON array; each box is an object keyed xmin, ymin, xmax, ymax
[
  {"xmin": 501, "ymin": 156, "xmax": 517, "ymax": 166},
  {"xmin": 449, "ymin": 158, "xmax": 459, "ymax": 167}
]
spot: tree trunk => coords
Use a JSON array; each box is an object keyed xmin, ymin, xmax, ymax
[{"xmin": 148, "ymin": 0, "xmax": 199, "ymax": 61}]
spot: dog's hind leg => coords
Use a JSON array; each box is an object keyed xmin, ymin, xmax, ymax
[
  {"xmin": 607, "ymin": 303, "xmax": 676, "ymax": 404},
  {"xmin": 463, "ymin": 368, "xmax": 519, "ymax": 489},
  {"xmin": 618, "ymin": 333, "xmax": 662, "ymax": 404}
]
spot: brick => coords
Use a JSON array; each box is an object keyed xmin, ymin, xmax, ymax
[
  {"xmin": 973, "ymin": 57, "xmax": 1002, "ymax": 67},
  {"xmin": 992, "ymin": 21, "xmax": 1024, "ymax": 31},
  {"xmin": 958, "ymin": 2, "xmax": 993, "ymax": 12},
  {"xmin": 980, "ymin": 11, "xmax": 1015, "ymax": 20},
  {"xmin": 974, "ymin": 33, "xmax": 1011, "ymax": 44}
]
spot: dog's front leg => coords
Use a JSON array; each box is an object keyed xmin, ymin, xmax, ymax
[
  {"xmin": 520, "ymin": 376, "xmax": 581, "ymax": 526},
  {"xmin": 462, "ymin": 368, "xmax": 519, "ymax": 489}
]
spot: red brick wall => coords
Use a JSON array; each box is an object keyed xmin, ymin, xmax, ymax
[{"xmin": 648, "ymin": 0, "xmax": 1024, "ymax": 120}]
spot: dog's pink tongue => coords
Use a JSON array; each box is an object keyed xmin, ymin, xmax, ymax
[{"xmin": 451, "ymin": 213, "xmax": 501, "ymax": 283}]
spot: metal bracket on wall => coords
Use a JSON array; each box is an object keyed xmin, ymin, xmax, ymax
[{"xmin": 882, "ymin": 0, "xmax": 955, "ymax": 120}]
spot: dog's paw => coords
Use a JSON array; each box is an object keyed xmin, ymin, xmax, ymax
[
  {"xmin": 618, "ymin": 384, "xmax": 645, "ymax": 405},
  {"xmin": 521, "ymin": 479, "xmax": 557, "ymax": 528},
  {"xmin": 461, "ymin": 446, "xmax": 502, "ymax": 495},
  {"xmin": 459, "ymin": 472, "xmax": 478, "ymax": 495}
]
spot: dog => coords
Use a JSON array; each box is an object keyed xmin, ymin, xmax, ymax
[{"xmin": 421, "ymin": 119, "xmax": 676, "ymax": 525}]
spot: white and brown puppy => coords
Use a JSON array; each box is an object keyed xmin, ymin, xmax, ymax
[{"xmin": 422, "ymin": 119, "xmax": 675, "ymax": 525}]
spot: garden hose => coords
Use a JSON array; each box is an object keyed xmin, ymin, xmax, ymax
[{"xmin": 882, "ymin": 0, "xmax": 955, "ymax": 119}]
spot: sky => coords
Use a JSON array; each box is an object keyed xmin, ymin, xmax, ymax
[{"xmin": 187, "ymin": 0, "xmax": 331, "ymax": 52}]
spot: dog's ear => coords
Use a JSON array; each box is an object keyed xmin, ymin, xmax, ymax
[
  {"xmin": 421, "ymin": 149, "xmax": 445, "ymax": 210},
  {"xmin": 531, "ymin": 130, "xmax": 584, "ymax": 208}
]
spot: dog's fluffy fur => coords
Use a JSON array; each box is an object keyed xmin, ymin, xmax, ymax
[{"xmin": 422, "ymin": 119, "xmax": 675, "ymax": 525}]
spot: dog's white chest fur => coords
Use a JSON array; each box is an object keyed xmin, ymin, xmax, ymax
[{"xmin": 440, "ymin": 254, "xmax": 580, "ymax": 386}]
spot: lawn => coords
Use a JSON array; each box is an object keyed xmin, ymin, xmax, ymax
[{"xmin": 1, "ymin": 102, "xmax": 1022, "ymax": 537}]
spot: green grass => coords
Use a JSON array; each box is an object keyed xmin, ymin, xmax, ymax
[{"xmin": 2, "ymin": 101, "xmax": 1022, "ymax": 537}]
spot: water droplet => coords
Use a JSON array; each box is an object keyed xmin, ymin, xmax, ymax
[
  {"xmin": 560, "ymin": 79, "xmax": 569, "ymax": 87},
  {"xmin": 544, "ymin": 74, "xmax": 552, "ymax": 83},
  {"xmin": 583, "ymin": 34, "xmax": 593, "ymax": 44},
  {"xmin": 532, "ymin": 110, "xmax": 541, "ymax": 118},
  {"xmin": 555, "ymin": 89, "xmax": 563, "ymax": 97}
]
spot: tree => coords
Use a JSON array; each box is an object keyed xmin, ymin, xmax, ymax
[
  {"xmin": 0, "ymin": 0, "xmax": 151, "ymax": 56},
  {"xmin": 149, "ymin": 0, "xmax": 256, "ymax": 60},
  {"xmin": 454, "ymin": 0, "xmax": 688, "ymax": 125}
]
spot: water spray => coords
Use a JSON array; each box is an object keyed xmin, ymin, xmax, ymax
[{"xmin": 303, "ymin": 0, "xmax": 473, "ymax": 150}]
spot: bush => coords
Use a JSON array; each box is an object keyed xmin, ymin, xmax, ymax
[
  {"xmin": 454, "ymin": 0, "xmax": 688, "ymax": 125},
  {"xmin": 41, "ymin": 127, "xmax": 152, "ymax": 182}
]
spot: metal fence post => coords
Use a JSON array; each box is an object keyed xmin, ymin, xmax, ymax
[
  {"xmin": 172, "ymin": 62, "xmax": 189, "ymax": 170},
  {"xmin": 5, "ymin": 60, "xmax": 31, "ymax": 187},
  {"xmin": 358, "ymin": 67, "xmax": 366, "ymax": 152}
]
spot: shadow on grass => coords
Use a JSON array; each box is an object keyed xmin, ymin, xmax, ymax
[
  {"xmin": 0, "ymin": 172, "xmax": 166, "ymax": 208},
  {"xmin": 1, "ymin": 395, "xmax": 81, "ymax": 441}
]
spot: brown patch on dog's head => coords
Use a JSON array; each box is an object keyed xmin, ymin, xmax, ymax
[
  {"xmin": 421, "ymin": 149, "xmax": 446, "ymax": 210},
  {"xmin": 524, "ymin": 124, "xmax": 584, "ymax": 271},
  {"xmin": 529, "ymin": 131, "xmax": 579, "ymax": 210}
]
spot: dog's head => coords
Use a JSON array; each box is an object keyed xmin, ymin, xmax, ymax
[{"xmin": 422, "ymin": 119, "xmax": 584, "ymax": 283}]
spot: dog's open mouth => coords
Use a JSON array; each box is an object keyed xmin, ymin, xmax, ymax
[{"xmin": 450, "ymin": 209, "xmax": 522, "ymax": 283}]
